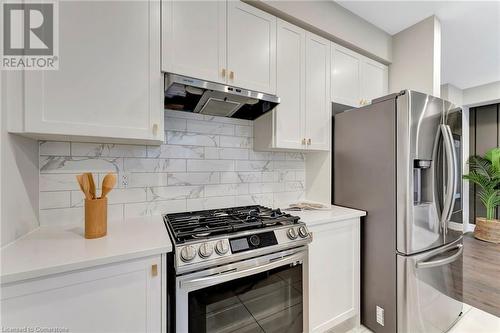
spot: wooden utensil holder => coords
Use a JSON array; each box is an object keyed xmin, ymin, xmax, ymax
[{"xmin": 85, "ymin": 197, "xmax": 107, "ymax": 239}]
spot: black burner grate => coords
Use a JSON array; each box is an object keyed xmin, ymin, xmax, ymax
[{"xmin": 164, "ymin": 205, "xmax": 300, "ymax": 243}]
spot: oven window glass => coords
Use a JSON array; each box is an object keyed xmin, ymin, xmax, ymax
[{"xmin": 188, "ymin": 264, "xmax": 303, "ymax": 333}]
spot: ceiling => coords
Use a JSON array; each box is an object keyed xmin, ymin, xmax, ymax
[{"xmin": 336, "ymin": 1, "xmax": 500, "ymax": 90}]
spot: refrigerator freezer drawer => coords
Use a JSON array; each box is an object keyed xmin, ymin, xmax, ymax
[{"xmin": 397, "ymin": 237, "xmax": 463, "ymax": 333}]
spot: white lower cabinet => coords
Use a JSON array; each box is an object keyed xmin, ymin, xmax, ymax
[
  {"xmin": 308, "ymin": 218, "xmax": 360, "ymax": 332},
  {"xmin": 1, "ymin": 255, "xmax": 164, "ymax": 333}
]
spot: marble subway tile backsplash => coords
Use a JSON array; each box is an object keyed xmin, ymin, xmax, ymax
[{"xmin": 38, "ymin": 110, "xmax": 306, "ymax": 226}]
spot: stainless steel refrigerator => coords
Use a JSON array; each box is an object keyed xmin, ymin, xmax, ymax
[{"xmin": 333, "ymin": 90, "xmax": 464, "ymax": 333}]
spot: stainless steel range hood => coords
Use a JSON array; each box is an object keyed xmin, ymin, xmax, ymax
[{"xmin": 164, "ymin": 74, "xmax": 280, "ymax": 120}]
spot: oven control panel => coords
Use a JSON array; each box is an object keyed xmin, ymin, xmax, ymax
[
  {"xmin": 174, "ymin": 224, "xmax": 311, "ymax": 274},
  {"xmin": 229, "ymin": 231, "xmax": 278, "ymax": 253}
]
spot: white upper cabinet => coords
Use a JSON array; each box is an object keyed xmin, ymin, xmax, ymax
[
  {"xmin": 254, "ymin": 23, "xmax": 330, "ymax": 152},
  {"xmin": 331, "ymin": 43, "xmax": 388, "ymax": 108},
  {"xmin": 305, "ymin": 33, "xmax": 331, "ymax": 151},
  {"xmin": 162, "ymin": 0, "xmax": 276, "ymax": 94},
  {"xmin": 227, "ymin": 1, "xmax": 276, "ymax": 94},
  {"xmin": 331, "ymin": 45, "xmax": 361, "ymax": 107},
  {"xmin": 361, "ymin": 58, "xmax": 389, "ymax": 103},
  {"xmin": 162, "ymin": 1, "xmax": 226, "ymax": 84},
  {"xmin": 9, "ymin": 0, "xmax": 163, "ymax": 144},
  {"xmin": 273, "ymin": 19, "xmax": 306, "ymax": 149}
]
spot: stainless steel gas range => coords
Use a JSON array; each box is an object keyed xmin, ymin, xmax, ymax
[{"xmin": 164, "ymin": 205, "xmax": 312, "ymax": 333}]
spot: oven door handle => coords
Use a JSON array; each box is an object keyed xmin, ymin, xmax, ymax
[{"xmin": 180, "ymin": 252, "xmax": 304, "ymax": 291}]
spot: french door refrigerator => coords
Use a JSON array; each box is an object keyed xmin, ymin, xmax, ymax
[{"xmin": 333, "ymin": 90, "xmax": 464, "ymax": 333}]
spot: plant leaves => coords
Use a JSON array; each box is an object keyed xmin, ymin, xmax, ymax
[
  {"xmin": 464, "ymin": 148, "xmax": 500, "ymax": 215},
  {"xmin": 485, "ymin": 147, "xmax": 500, "ymax": 173}
]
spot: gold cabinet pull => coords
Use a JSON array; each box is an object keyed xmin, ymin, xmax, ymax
[
  {"xmin": 152, "ymin": 123, "xmax": 159, "ymax": 136},
  {"xmin": 151, "ymin": 264, "xmax": 158, "ymax": 277},
  {"xmin": 229, "ymin": 71, "xmax": 234, "ymax": 80},
  {"xmin": 307, "ymin": 138, "xmax": 311, "ymax": 145},
  {"xmin": 221, "ymin": 68, "xmax": 226, "ymax": 77},
  {"xmin": 302, "ymin": 138, "xmax": 307, "ymax": 145}
]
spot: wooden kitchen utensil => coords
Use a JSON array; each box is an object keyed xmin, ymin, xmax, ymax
[
  {"xmin": 101, "ymin": 173, "xmax": 117, "ymax": 198},
  {"xmin": 80, "ymin": 174, "xmax": 92, "ymax": 200},
  {"xmin": 85, "ymin": 197, "xmax": 107, "ymax": 239},
  {"xmin": 76, "ymin": 174, "xmax": 86, "ymax": 194},
  {"xmin": 85, "ymin": 172, "xmax": 96, "ymax": 199}
]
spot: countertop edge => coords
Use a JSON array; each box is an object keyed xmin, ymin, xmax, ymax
[
  {"xmin": 291, "ymin": 205, "xmax": 366, "ymax": 227},
  {"xmin": 1, "ymin": 245, "xmax": 171, "ymax": 285}
]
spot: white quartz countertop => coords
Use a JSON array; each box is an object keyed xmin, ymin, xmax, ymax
[
  {"xmin": 289, "ymin": 205, "xmax": 366, "ymax": 226},
  {"xmin": 0, "ymin": 216, "xmax": 172, "ymax": 284}
]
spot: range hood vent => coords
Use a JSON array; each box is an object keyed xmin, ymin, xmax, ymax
[{"xmin": 164, "ymin": 74, "xmax": 279, "ymax": 120}]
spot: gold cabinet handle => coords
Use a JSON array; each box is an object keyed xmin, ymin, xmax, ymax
[
  {"xmin": 152, "ymin": 123, "xmax": 159, "ymax": 136},
  {"xmin": 221, "ymin": 68, "xmax": 226, "ymax": 77},
  {"xmin": 302, "ymin": 138, "xmax": 307, "ymax": 145},
  {"xmin": 229, "ymin": 71, "xmax": 234, "ymax": 80},
  {"xmin": 307, "ymin": 138, "xmax": 311, "ymax": 145},
  {"xmin": 151, "ymin": 264, "xmax": 158, "ymax": 277}
]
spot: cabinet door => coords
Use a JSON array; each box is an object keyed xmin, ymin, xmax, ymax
[
  {"xmin": 23, "ymin": 0, "xmax": 163, "ymax": 143},
  {"xmin": 308, "ymin": 219, "xmax": 360, "ymax": 332},
  {"xmin": 305, "ymin": 33, "xmax": 331, "ymax": 151},
  {"xmin": 1, "ymin": 256, "xmax": 162, "ymax": 333},
  {"xmin": 162, "ymin": 0, "xmax": 226, "ymax": 84},
  {"xmin": 331, "ymin": 44, "xmax": 361, "ymax": 107},
  {"xmin": 361, "ymin": 58, "xmax": 388, "ymax": 103},
  {"xmin": 274, "ymin": 19, "xmax": 306, "ymax": 149},
  {"xmin": 227, "ymin": 1, "xmax": 276, "ymax": 94}
]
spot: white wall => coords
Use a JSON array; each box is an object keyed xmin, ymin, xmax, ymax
[
  {"xmin": 247, "ymin": 0, "xmax": 392, "ymax": 63},
  {"xmin": 390, "ymin": 16, "xmax": 441, "ymax": 96},
  {"xmin": 463, "ymin": 81, "xmax": 500, "ymax": 107},
  {"xmin": 441, "ymin": 81, "xmax": 500, "ymax": 107},
  {"xmin": 441, "ymin": 83, "xmax": 464, "ymax": 106},
  {"xmin": 1, "ymin": 72, "xmax": 39, "ymax": 247}
]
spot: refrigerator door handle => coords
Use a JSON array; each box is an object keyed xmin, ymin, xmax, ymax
[
  {"xmin": 416, "ymin": 244, "xmax": 463, "ymax": 269},
  {"xmin": 440, "ymin": 124, "xmax": 458, "ymax": 234}
]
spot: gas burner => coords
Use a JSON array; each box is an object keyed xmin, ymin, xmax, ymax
[
  {"xmin": 270, "ymin": 208, "xmax": 283, "ymax": 218},
  {"xmin": 245, "ymin": 215, "xmax": 259, "ymax": 222},
  {"xmin": 248, "ymin": 209, "xmax": 260, "ymax": 217},
  {"xmin": 192, "ymin": 226, "xmax": 211, "ymax": 238}
]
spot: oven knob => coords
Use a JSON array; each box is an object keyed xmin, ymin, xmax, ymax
[
  {"xmin": 287, "ymin": 228, "xmax": 298, "ymax": 240},
  {"xmin": 180, "ymin": 245, "xmax": 197, "ymax": 262},
  {"xmin": 215, "ymin": 240, "xmax": 229, "ymax": 255},
  {"xmin": 298, "ymin": 226, "xmax": 309, "ymax": 238},
  {"xmin": 249, "ymin": 235, "xmax": 261, "ymax": 247},
  {"xmin": 198, "ymin": 242, "xmax": 214, "ymax": 258}
]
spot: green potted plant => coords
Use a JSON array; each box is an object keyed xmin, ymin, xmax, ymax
[{"xmin": 463, "ymin": 147, "xmax": 500, "ymax": 243}]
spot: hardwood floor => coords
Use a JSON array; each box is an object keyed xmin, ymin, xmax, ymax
[{"xmin": 461, "ymin": 232, "xmax": 500, "ymax": 317}]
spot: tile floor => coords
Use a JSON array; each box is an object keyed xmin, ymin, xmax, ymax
[{"xmin": 350, "ymin": 303, "xmax": 500, "ymax": 333}]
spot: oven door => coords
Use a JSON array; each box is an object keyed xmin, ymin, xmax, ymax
[{"xmin": 176, "ymin": 247, "xmax": 308, "ymax": 333}]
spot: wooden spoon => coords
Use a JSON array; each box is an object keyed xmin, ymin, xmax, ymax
[
  {"xmin": 81, "ymin": 173, "xmax": 92, "ymax": 200},
  {"xmin": 85, "ymin": 172, "xmax": 96, "ymax": 199},
  {"xmin": 101, "ymin": 173, "xmax": 117, "ymax": 198},
  {"xmin": 76, "ymin": 174, "xmax": 85, "ymax": 194}
]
